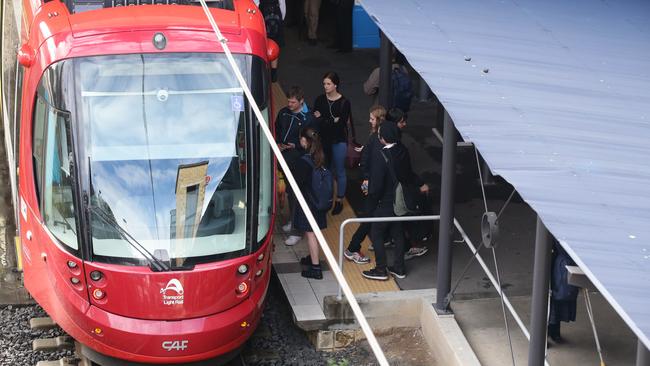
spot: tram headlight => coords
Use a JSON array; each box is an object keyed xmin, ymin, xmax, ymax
[
  {"xmin": 237, "ymin": 264, "xmax": 249, "ymax": 275},
  {"xmin": 257, "ymin": 253, "xmax": 264, "ymax": 262},
  {"xmin": 89, "ymin": 271, "xmax": 103, "ymax": 281},
  {"xmin": 255, "ymin": 269, "xmax": 263, "ymax": 277},
  {"xmin": 92, "ymin": 289, "xmax": 106, "ymax": 300},
  {"xmin": 67, "ymin": 261, "xmax": 77, "ymax": 269},
  {"xmin": 70, "ymin": 277, "xmax": 80, "ymax": 284}
]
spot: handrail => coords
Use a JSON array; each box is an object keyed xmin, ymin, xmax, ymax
[
  {"xmin": 337, "ymin": 215, "xmax": 440, "ymax": 300},
  {"xmin": 335, "ymin": 214, "xmax": 550, "ymax": 365}
]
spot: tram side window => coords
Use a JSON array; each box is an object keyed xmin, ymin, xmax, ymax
[
  {"xmin": 32, "ymin": 98, "xmax": 47, "ymax": 204},
  {"xmin": 43, "ymin": 110, "xmax": 78, "ymax": 250},
  {"xmin": 256, "ymin": 107, "xmax": 273, "ymax": 244}
]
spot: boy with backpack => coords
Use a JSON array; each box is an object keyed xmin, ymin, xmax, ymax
[
  {"xmin": 362, "ymin": 122, "xmax": 427, "ymax": 281},
  {"xmin": 363, "ymin": 52, "xmax": 413, "ymax": 112},
  {"xmin": 292, "ymin": 128, "xmax": 333, "ymax": 280}
]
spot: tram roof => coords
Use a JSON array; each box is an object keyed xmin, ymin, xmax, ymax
[{"xmin": 359, "ymin": 0, "xmax": 650, "ymax": 348}]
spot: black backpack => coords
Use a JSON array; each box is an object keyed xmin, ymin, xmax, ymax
[
  {"xmin": 301, "ymin": 155, "xmax": 334, "ymax": 211},
  {"xmin": 391, "ymin": 66, "xmax": 413, "ymax": 112},
  {"xmin": 260, "ymin": 1, "xmax": 282, "ymax": 40}
]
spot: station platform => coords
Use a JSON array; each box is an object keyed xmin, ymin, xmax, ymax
[{"xmin": 269, "ymin": 17, "xmax": 640, "ymax": 365}]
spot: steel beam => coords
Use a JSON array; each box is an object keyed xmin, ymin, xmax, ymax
[
  {"xmin": 435, "ymin": 110, "xmax": 456, "ymax": 313},
  {"xmin": 378, "ymin": 31, "xmax": 392, "ymax": 107},
  {"xmin": 638, "ymin": 339, "xmax": 650, "ymax": 366},
  {"xmin": 528, "ymin": 217, "xmax": 553, "ymax": 366}
]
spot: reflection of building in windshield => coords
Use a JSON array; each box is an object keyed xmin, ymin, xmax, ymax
[{"xmin": 171, "ymin": 162, "xmax": 209, "ymax": 243}]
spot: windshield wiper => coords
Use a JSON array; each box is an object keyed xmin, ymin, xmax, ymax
[{"xmin": 89, "ymin": 204, "xmax": 171, "ymax": 272}]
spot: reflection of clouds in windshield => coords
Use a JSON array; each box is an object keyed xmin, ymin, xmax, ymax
[{"xmin": 92, "ymin": 158, "xmax": 234, "ymax": 246}]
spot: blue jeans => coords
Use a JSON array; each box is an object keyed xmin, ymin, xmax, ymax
[{"xmin": 330, "ymin": 142, "xmax": 347, "ymax": 198}]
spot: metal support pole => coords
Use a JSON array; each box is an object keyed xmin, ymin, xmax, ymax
[
  {"xmin": 378, "ymin": 31, "xmax": 392, "ymax": 107},
  {"xmin": 528, "ymin": 217, "xmax": 553, "ymax": 366},
  {"xmin": 418, "ymin": 75, "xmax": 431, "ymax": 102},
  {"xmin": 638, "ymin": 339, "xmax": 650, "ymax": 366},
  {"xmin": 435, "ymin": 110, "xmax": 456, "ymax": 313}
]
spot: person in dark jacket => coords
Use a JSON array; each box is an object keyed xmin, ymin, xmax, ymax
[
  {"xmin": 362, "ymin": 122, "xmax": 427, "ymax": 280},
  {"xmin": 548, "ymin": 241, "xmax": 579, "ymax": 343},
  {"xmin": 313, "ymin": 71, "xmax": 353, "ymax": 215},
  {"xmin": 275, "ymin": 86, "xmax": 317, "ymax": 246},
  {"xmin": 293, "ymin": 127, "xmax": 328, "ymax": 280},
  {"xmin": 387, "ymin": 108, "xmax": 430, "ymax": 260},
  {"xmin": 344, "ymin": 105, "xmax": 386, "ymax": 264}
]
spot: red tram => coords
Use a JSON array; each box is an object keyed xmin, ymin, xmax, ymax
[{"xmin": 15, "ymin": 0, "xmax": 277, "ymax": 363}]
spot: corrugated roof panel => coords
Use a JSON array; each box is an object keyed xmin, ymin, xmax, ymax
[{"xmin": 360, "ymin": 0, "xmax": 650, "ymax": 348}]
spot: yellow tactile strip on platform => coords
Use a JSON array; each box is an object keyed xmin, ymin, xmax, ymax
[{"xmin": 320, "ymin": 200, "xmax": 400, "ymax": 294}]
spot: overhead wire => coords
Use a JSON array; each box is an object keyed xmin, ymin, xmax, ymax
[{"xmin": 196, "ymin": 2, "xmax": 389, "ymax": 365}]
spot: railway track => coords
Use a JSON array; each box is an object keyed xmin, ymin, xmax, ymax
[{"xmin": 29, "ymin": 316, "xmax": 247, "ymax": 366}]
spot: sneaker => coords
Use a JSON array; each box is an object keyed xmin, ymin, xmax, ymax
[
  {"xmin": 344, "ymin": 249, "xmax": 370, "ymax": 264},
  {"xmin": 282, "ymin": 222, "xmax": 292, "ymax": 233},
  {"xmin": 284, "ymin": 235, "xmax": 301, "ymax": 246},
  {"xmin": 331, "ymin": 201, "xmax": 343, "ymax": 215},
  {"xmin": 387, "ymin": 266, "xmax": 406, "ymax": 279},
  {"xmin": 362, "ymin": 267, "xmax": 388, "ymax": 281},
  {"xmin": 301, "ymin": 267, "xmax": 323, "ymax": 280},
  {"xmin": 404, "ymin": 247, "xmax": 429, "ymax": 260}
]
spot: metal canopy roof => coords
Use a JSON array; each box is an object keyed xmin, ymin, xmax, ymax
[{"xmin": 359, "ymin": 0, "xmax": 650, "ymax": 348}]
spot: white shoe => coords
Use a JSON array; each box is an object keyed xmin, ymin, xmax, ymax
[
  {"xmin": 284, "ymin": 235, "xmax": 302, "ymax": 246},
  {"xmin": 282, "ymin": 222, "xmax": 292, "ymax": 233}
]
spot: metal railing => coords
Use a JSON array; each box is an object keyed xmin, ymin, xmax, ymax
[
  {"xmin": 335, "ymin": 214, "xmax": 549, "ymax": 366},
  {"xmin": 337, "ymin": 215, "xmax": 440, "ymax": 300}
]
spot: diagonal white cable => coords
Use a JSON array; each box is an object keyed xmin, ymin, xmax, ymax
[{"xmin": 196, "ymin": 2, "xmax": 389, "ymax": 365}]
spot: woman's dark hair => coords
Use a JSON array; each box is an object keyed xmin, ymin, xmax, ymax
[
  {"xmin": 300, "ymin": 127, "xmax": 325, "ymax": 168},
  {"xmin": 322, "ymin": 71, "xmax": 340, "ymax": 89}
]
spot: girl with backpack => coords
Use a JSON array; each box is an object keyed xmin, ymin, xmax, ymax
[
  {"xmin": 313, "ymin": 71, "xmax": 353, "ymax": 216},
  {"xmin": 293, "ymin": 128, "xmax": 330, "ymax": 280}
]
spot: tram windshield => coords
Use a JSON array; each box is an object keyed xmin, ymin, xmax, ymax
[{"xmin": 72, "ymin": 53, "xmax": 272, "ymax": 267}]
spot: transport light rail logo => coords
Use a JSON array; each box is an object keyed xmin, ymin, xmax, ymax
[{"xmin": 160, "ymin": 279, "xmax": 184, "ymax": 305}]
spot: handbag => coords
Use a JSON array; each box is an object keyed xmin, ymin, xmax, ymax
[{"xmin": 345, "ymin": 116, "xmax": 361, "ymax": 169}]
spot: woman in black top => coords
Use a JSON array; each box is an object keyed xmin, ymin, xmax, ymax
[
  {"xmin": 293, "ymin": 128, "xmax": 327, "ymax": 280},
  {"xmin": 313, "ymin": 71, "xmax": 352, "ymax": 215},
  {"xmin": 345, "ymin": 105, "xmax": 386, "ymax": 264}
]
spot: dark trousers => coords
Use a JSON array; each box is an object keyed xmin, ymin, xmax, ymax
[
  {"xmin": 348, "ymin": 222, "xmax": 370, "ymax": 252},
  {"xmin": 370, "ymin": 204, "xmax": 405, "ymax": 272},
  {"xmin": 335, "ymin": 0, "xmax": 354, "ymax": 51}
]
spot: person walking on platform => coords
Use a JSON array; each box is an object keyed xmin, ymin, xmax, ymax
[
  {"xmin": 293, "ymin": 128, "xmax": 329, "ymax": 280},
  {"xmin": 303, "ymin": 0, "xmax": 321, "ymax": 45},
  {"xmin": 548, "ymin": 241, "xmax": 579, "ymax": 343},
  {"xmin": 276, "ymin": 86, "xmax": 317, "ymax": 246},
  {"xmin": 361, "ymin": 122, "xmax": 410, "ymax": 280},
  {"xmin": 344, "ymin": 105, "xmax": 386, "ymax": 264},
  {"xmin": 388, "ymin": 108, "xmax": 430, "ymax": 260},
  {"xmin": 313, "ymin": 71, "xmax": 353, "ymax": 215},
  {"xmin": 331, "ymin": 0, "xmax": 354, "ymax": 52}
]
